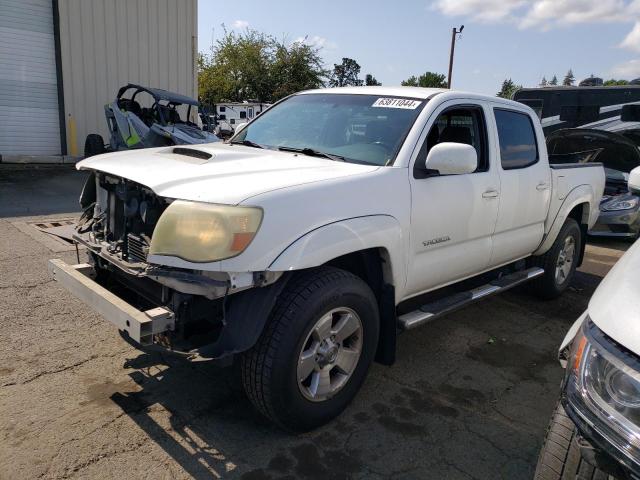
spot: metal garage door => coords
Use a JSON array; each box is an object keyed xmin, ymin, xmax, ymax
[{"xmin": 0, "ymin": 0, "xmax": 61, "ymax": 156}]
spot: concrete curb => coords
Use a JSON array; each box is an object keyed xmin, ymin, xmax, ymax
[{"xmin": 0, "ymin": 155, "xmax": 81, "ymax": 164}]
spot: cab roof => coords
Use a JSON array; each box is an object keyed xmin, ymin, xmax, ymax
[{"xmin": 300, "ymin": 86, "xmax": 447, "ymax": 100}]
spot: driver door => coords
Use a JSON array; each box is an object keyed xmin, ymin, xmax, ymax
[{"xmin": 405, "ymin": 102, "xmax": 500, "ymax": 297}]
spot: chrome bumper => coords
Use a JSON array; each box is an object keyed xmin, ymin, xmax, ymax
[{"xmin": 48, "ymin": 259, "xmax": 174, "ymax": 345}]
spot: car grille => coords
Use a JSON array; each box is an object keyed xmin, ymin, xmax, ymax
[{"xmin": 127, "ymin": 233, "xmax": 149, "ymax": 263}]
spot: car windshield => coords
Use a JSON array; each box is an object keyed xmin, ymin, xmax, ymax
[{"xmin": 232, "ymin": 93, "xmax": 426, "ymax": 166}]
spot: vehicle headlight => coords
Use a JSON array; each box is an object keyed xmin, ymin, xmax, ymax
[
  {"xmin": 565, "ymin": 320, "xmax": 640, "ymax": 472},
  {"xmin": 149, "ymin": 200, "xmax": 263, "ymax": 263},
  {"xmin": 602, "ymin": 197, "xmax": 639, "ymax": 211}
]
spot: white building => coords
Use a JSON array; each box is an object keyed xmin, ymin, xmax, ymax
[{"xmin": 0, "ymin": 0, "xmax": 197, "ymax": 162}]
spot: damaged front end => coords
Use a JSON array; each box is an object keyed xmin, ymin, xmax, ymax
[{"xmin": 54, "ymin": 172, "xmax": 283, "ymax": 361}]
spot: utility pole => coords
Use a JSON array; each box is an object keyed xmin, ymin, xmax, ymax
[{"xmin": 447, "ymin": 25, "xmax": 464, "ymax": 89}]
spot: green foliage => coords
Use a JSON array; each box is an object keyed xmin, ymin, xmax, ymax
[
  {"xmin": 400, "ymin": 72, "xmax": 447, "ymax": 88},
  {"xmin": 329, "ymin": 58, "xmax": 364, "ymax": 87},
  {"xmin": 365, "ymin": 74, "xmax": 381, "ymax": 86},
  {"xmin": 604, "ymin": 79, "xmax": 630, "ymax": 86},
  {"xmin": 540, "ymin": 76, "xmax": 548, "ymax": 87},
  {"xmin": 549, "ymin": 75, "xmax": 558, "ymax": 86},
  {"xmin": 198, "ymin": 28, "xmax": 327, "ymax": 104},
  {"xmin": 563, "ymin": 69, "xmax": 575, "ymax": 86},
  {"xmin": 496, "ymin": 78, "xmax": 522, "ymax": 98}
]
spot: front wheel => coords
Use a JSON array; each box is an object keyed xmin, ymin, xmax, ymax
[
  {"xmin": 84, "ymin": 133, "xmax": 106, "ymax": 158},
  {"xmin": 535, "ymin": 403, "xmax": 620, "ymax": 479},
  {"xmin": 531, "ymin": 218, "xmax": 582, "ymax": 299},
  {"xmin": 240, "ymin": 267, "xmax": 379, "ymax": 432}
]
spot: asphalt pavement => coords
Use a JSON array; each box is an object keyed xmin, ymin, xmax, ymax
[{"xmin": 0, "ymin": 165, "xmax": 627, "ymax": 479}]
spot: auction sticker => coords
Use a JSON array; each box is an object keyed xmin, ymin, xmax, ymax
[{"xmin": 372, "ymin": 98, "xmax": 422, "ymax": 109}]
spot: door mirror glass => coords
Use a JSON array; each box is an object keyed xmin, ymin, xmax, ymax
[
  {"xmin": 629, "ymin": 166, "xmax": 640, "ymax": 194},
  {"xmin": 425, "ymin": 142, "xmax": 477, "ymax": 175}
]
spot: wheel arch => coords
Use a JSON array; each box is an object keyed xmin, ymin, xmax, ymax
[
  {"xmin": 534, "ymin": 185, "xmax": 595, "ymax": 263},
  {"xmin": 267, "ymin": 216, "xmax": 405, "ymax": 366}
]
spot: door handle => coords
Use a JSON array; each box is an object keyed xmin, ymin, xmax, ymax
[
  {"xmin": 536, "ymin": 182, "xmax": 550, "ymax": 191},
  {"xmin": 482, "ymin": 189, "xmax": 499, "ymax": 199}
]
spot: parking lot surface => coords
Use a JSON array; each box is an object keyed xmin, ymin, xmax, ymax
[{"xmin": 0, "ymin": 167, "xmax": 627, "ymax": 479}]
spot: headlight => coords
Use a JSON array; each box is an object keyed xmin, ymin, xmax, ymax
[
  {"xmin": 565, "ymin": 320, "xmax": 640, "ymax": 472},
  {"xmin": 602, "ymin": 197, "xmax": 639, "ymax": 212},
  {"xmin": 149, "ymin": 200, "xmax": 263, "ymax": 263}
]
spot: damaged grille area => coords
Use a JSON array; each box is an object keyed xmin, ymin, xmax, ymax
[
  {"xmin": 126, "ymin": 233, "xmax": 149, "ymax": 263},
  {"xmin": 79, "ymin": 173, "xmax": 167, "ymax": 268}
]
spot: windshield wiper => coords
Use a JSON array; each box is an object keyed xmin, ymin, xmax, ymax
[
  {"xmin": 277, "ymin": 146, "xmax": 345, "ymax": 162},
  {"xmin": 231, "ymin": 139, "xmax": 264, "ymax": 149}
]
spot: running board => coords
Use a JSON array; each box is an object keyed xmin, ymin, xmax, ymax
[{"xmin": 398, "ymin": 267, "xmax": 544, "ymax": 330}]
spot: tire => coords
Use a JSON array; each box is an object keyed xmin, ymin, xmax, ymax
[
  {"xmin": 534, "ymin": 403, "xmax": 617, "ymax": 480},
  {"xmin": 531, "ymin": 218, "xmax": 582, "ymax": 299},
  {"xmin": 84, "ymin": 134, "xmax": 106, "ymax": 158},
  {"xmin": 240, "ymin": 266, "xmax": 379, "ymax": 432}
]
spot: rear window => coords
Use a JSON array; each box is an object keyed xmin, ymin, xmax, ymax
[{"xmin": 494, "ymin": 109, "xmax": 539, "ymax": 170}]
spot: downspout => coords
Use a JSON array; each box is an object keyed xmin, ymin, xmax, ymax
[{"xmin": 52, "ymin": 0, "xmax": 68, "ymax": 156}]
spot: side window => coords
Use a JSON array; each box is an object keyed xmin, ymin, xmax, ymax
[
  {"xmin": 240, "ymin": 110, "xmax": 247, "ymax": 119},
  {"xmin": 219, "ymin": 106, "xmax": 226, "ymax": 113},
  {"xmin": 494, "ymin": 109, "xmax": 539, "ymax": 170},
  {"xmin": 414, "ymin": 106, "xmax": 488, "ymax": 178}
]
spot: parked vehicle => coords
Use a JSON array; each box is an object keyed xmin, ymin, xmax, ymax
[
  {"xmin": 548, "ymin": 128, "xmax": 640, "ymax": 238},
  {"xmin": 213, "ymin": 101, "xmax": 271, "ymax": 138},
  {"xmin": 84, "ymin": 83, "xmax": 219, "ymax": 157},
  {"xmin": 515, "ymin": 85, "xmax": 640, "ymax": 240},
  {"xmin": 535, "ymin": 167, "xmax": 640, "ymax": 479},
  {"xmin": 49, "ymin": 86, "xmax": 605, "ymax": 431},
  {"xmin": 513, "ymin": 84, "xmax": 640, "ymax": 134}
]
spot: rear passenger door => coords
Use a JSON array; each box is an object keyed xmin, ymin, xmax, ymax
[{"xmin": 490, "ymin": 107, "xmax": 551, "ymax": 266}]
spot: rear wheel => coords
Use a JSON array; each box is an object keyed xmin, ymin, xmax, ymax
[
  {"xmin": 531, "ymin": 218, "xmax": 582, "ymax": 299},
  {"xmin": 84, "ymin": 134, "xmax": 106, "ymax": 158},
  {"xmin": 535, "ymin": 403, "xmax": 618, "ymax": 480},
  {"xmin": 240, "ymin": 267, "xmax": 379, "ymax": 432}
]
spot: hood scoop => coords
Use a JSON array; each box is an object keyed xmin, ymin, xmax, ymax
[{"xmin": 165, "ymin": 147, "xmax": 213, "ymax": 164}]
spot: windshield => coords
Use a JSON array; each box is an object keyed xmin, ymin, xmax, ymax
[{"xmin": 232, "ymin": 93, "xmax": 426, "ymax": 166}]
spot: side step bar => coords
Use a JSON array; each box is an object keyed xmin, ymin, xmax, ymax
[{"xmin": 398, "ymin": 267, "xmax": 544, "ymax": 330}]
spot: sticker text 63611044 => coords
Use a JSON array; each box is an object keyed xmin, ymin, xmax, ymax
[{"xmin": 372, "ymin": 98, "xmax": 422, "ymax": 109}]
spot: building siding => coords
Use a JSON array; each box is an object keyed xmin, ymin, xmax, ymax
[{"xmin": 57, "ymin": 0, "xmax": 197, "ymax": 155}]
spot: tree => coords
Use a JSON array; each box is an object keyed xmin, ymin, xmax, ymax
[
  {"xmin": 198, "ymin": 28, "xmax": 326, "ymax": 104},
  {"xmin": 329, "ymin": 58, "xmax": 363, "ymax": 87},
  {"xmin": 496, "ymin": 78, "xmax": 521, "ymax": 99},
  {"xmin": 400, "ymin": 71, "xmax": 447, "ymax": 88},
  {"xmin": 271, "ymin": 39, "xmax": 327, "ymax": 99},
  {"xmin": 604, "ymin": 79, "xmax": 629, "ymax": 86},
  {"xmin": 365, "ymin": 73, "xmax": 381, "ymax": 86},
  {"xmin": 563, "ymin": 69, "xmax": 575, "ymax": 86},
  {"xmin": 549, "ymin": 75, "xmax": 558, "ymax": 86},
  {"xmin": 540, "ymin": 76, "xmax": 548, "ymax": 87}
]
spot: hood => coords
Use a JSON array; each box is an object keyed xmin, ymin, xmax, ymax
[
  {"xmin": 588, "ymin": 239, "xmax": 640, "ymax": 354},
  {"xmin": 77, "ymin": 143, "xmax": 379, "ymax": 205}
]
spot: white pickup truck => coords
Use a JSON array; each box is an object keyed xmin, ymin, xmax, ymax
[{"xmin": 49, "ymin": 86, "xmax": 605, "ymax": 431}]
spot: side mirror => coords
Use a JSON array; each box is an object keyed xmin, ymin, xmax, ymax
[
  {"xmin": 629, "ymin": 166, "xmax": 640, "ymax": 194},
  {"xmin": 425, "ymin": 142, "xmax": 477, "ymax": 175},
  {"xmin": 234, "ymin": 122, "xmax": 248, "ymax": 133}
]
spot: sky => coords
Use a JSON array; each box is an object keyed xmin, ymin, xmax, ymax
[{"xmin": 197, "ymin": 0, "xmax": 640, "ymax": 95}]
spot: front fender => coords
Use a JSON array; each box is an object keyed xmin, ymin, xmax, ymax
[
  {"xmin": 268, "ymin": 215, "xmax": 406, "ymax": 298},
  {"xmin": 534, "ymin": 185, "xmax": 595, "ymax": 256}
]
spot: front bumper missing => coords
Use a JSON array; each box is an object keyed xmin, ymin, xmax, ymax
[{"xmin": 48, "ymin": 259, "xmax": 174, "ymax": 345}]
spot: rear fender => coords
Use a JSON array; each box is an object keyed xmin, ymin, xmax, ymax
[{"xmin": 534, "ymin": 185, "xmax": 594, "ymax": 256}]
